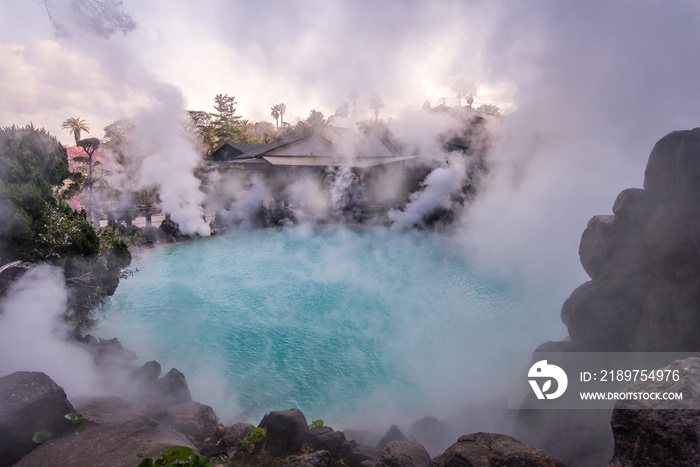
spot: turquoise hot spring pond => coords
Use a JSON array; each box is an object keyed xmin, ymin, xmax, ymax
[{"xmin": 97, "ymin": 226, "xmax": 561, "ymax": 425}]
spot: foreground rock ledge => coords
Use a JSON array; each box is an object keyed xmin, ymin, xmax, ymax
[{"xmin": 437, "ymin": 432, "xmax": 568, "ymax": 467}]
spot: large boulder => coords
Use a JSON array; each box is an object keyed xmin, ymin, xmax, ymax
[
  {"xmin": 14, "ymin": 396, "xmax": 194, "ymax": 467},
  {"xmin": 341, "ymin": 440, "xmax": 382, "ymax": 467},
  {"xmin": 305, "ymin": 426, "xmax": 346, "ymax": 458},
  {"xmin": 609, "ymin": 357, "xmax": 700, "ymax": 466},
  {"xmin": 259, "ymin": 408, "xmax": 308, "ymax": 451},
  {"xmin": 644, "ymin": 128, "xmax": 700, "ymax": 201},
  {"xmin": 380, "ymin": 440, "xmax": 431, "ymax": 467},
  {"xmin": 437, "ymin": 432, "xmax": 567, "ymax": 467},
  {"xmin": 0, "ymin": 371, "xmax": 75, "ymax": 466}
]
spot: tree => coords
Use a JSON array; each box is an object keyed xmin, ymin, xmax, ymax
[
  {"xmin": 271, "ymin": 105, "xmax": 280, "ymax": 128},
  {"xmin": 306, "ymin": 110, "xmax": 328, "ymax": 132},
  {"xmin": 0, "ymin": 124, "xmax": 70, "ymax": 245},
  {"xmin": 213, "ymin": 94, "xmax": 243, "ymax": 143},
  {"xmin": 187, "ymin": 111, "xmax": 217, "ymax": 155},
  {"xmin": 77, "ymin": 138, "xmax": 101, "ymax": 191},
  {"xmin": 334, "ymin": 101, "xmax": 350, "ymax": 118},
  {"xmin": 368, "ymin": 92, "xmax": 384, "ymax": 122},
  {"xmin": 476, "ymin": 103, "xmax": 501, "ymax": 115},
  {"xmin": 278, "ymin": 103, "xmax": 286, "ymax": 127},
  {"xmin": 62, "ymin": 117, "xmax": 90, "ymax": 144}
]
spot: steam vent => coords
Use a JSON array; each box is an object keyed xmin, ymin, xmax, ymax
[{"xmin": 560, "ymin": 128, "xmax": 700, "ymax": 352}]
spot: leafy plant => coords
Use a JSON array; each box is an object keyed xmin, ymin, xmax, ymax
[
  {"xmin": 32, "ymin": 430, "xmax": 52, "ymax": 444},
  {"xmin": 64, "ymin": 412, "xmax": 90, "ymax": 424},
  {"xmin": 308, "ymin": 419, "xmax": 324, "ymax": 429},
  {"xmin": 138, "ymin": 445, "xmax": 211, "ymax": 467},
  {"xmin": 240, "ymin": 426, "xmax": 267, "ymax": 445}
]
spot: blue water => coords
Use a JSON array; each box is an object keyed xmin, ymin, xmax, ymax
[{"xmin": 98, "ymin": 226, "xmax": 556, "ymax": 424}]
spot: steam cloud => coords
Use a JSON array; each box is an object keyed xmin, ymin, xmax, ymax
[{"xmin": 0, "ymin": 265, "xmax": 99, "ymax": 396}]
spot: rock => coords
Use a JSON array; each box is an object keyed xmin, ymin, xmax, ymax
[
  {"xmin": 342, "ymin": 443, "xmax": 382, "ymax": 467},
  {"xmin": 80, "ymin": 337, "xmax": 137, "ymax": 370},
  {"xmin": 644, "ymin": 128, "xmax": 700, "ymax": 201},
  {"xmin": 0, "ymin": 371, "xmax": 75, "ymax": 466},
  {"xmin": 409, "ymin": 416, "xmax": 451, "ymax": 458},
  {"xmin": 14, "ymin": 396, "xmax": 194, "ymax": 467},
  {"xmin": 156, "ymin": 368, "xmax": 192, "ymax": 405},
  {"xmin": 305, "ymin": 425, "xmax": 346, "ymax": 457},
  {"xmin": 158, "ymin": 215, "xmax": 184, "ymax": 241},
  {"xmin": 380, "ymin": 440, "xmax": 431, "ymax": 467},
  {"xmin": 561, "ymin": 278, "xmax": 647, "ymax": 351},
  {"xmin": 223, "ymin": 422, "xmax": 255, "ymax": 447},
  {"xmin": 438, "ymin": 432, "xmax": 567, "ymax": 467},
  {"xmin": 642, "ymin": 203, "xmax": 699, "ymax": 262},
  {"xmin": 283, "ymin": 449, "xmax": 331, "ymax": 467},
  {"xmin": 534, "ymin": 338, "xmax": 576, "ymax": 353},
  {"xmin": 259, "ymin": 408, "xmax": 308, "ymax": 451},
  {"xmin": 343, "ymin": 428, "xmax": 382, "ymax": 446},
  {"xmin": 166, "ymin": 401, "xmax": 221, "ymax": 448},
  {"xmin": 612, "ymin": 188, "xmax": 655, "ymax": 231},
  {"xmin": 133, "ymin": 360, "xmax": 161, "ymax": 383},
  {"xmin": 609, "ymin": 358, "xmax": 700, "ymax": 466},
  {"xmin": 513, "ymin": 408, "xmax": 612, "ymax": 466},
  {"xmin": 376, "ymin": 424, "xmax": 407, "ymax": 448},
  {"xmin": 579, "ymin": 215, "xmax": 619, "ymax": 279}
]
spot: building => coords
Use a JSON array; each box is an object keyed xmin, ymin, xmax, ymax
[{"xmin": 210, "ymin": 126, "xmax": 416, "ymax": 173}]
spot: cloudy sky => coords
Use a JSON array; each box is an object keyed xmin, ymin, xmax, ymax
[{"xmin": 2, "ymin": 0, "xmax": 700, "ymax": 290}]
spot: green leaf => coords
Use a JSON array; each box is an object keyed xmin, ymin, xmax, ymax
[
  {"xmin": 137, "ymin": 458, "xmax": 155, "ymax": 467},
  {"xmin": 163, "ymin": 445, "xmax": 194, "ymax": 462},
  {"xmin": 64, "ymin": 412, "xmax": 90, "ymax": 424},
  {"xmin": 188, "ymin": 454, "xmax": 212, "ymax": 467},
  {"xmin": 32, "ymin": 430, "xmax": 52, "ymax": 444}
]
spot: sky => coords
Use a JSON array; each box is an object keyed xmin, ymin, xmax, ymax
[{"xmin": 2, "ymin": 0, "xmax": 700, "ymax": 296}]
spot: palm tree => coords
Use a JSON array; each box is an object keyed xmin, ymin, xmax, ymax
[
  {"xmin": 61, "ymin": 117, "xmax": 90, "ymax": 144},
  {"xmin": 278, "ymin": 103, "xmax": 286, "ymax": 128},
  {"xmin": 368, "ymin": 92, "xmax": 384, "ymax": 122},
  {"xmin": 271, "ymin": 105, "xmax": 280, "ymax": 128}
]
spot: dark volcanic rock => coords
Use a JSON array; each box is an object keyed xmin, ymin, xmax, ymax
[
  {"xmin": 305, "ymin": 425, "xmax": 346, "ymax": 457},
  {"xmin": 133, "ymin": 360, "xmax": 161, "ymax": 383},
  {"xmin": 579, "ymin": 215, "xmax": 619, "ymax": 279},
  {"xmin": 259, "ymin": 408, "xmax": 308, "ymax": 451},
  {"xmin": 409, "ymin": 416, "xmax": 451, "ymax": 457},
  {"xmin": 380, "ymin": 440, "xmax": 431, "ymax": 467},
  {"xmin": 223, "ymin": 422, "xmax": 255, "ymax": 446},
  {"xmin": 14, "ymin": 396, "xmax": 193, "ymax": 467},
  {"xmin": 343, "ymin": 442, "xmax": 382, "ymax": 467},
  {"xmin": 438, "ymin": 432, "xmax": 568, "ymax": 467},
  {"xmin": 376, "ymin": 424, "xmax": 407, "ymax": 448},
  {"xmin": 0, "ymin": 371, "xmax": 75, "ymax": 466},
  {"xmin": 283, "ymin": 449, "xmax": 331, "ymax": 466},
  {"xmin": 156, "ymin": 367, "xmax": 192, "ymax": 405},
  {"xmin": 644, "ymin": 128, "xmax": 700, "ymax": 201},
  {"xmin": 166, "ymin": 401, "xmax": 221, "ymax": 448},
  {"xmin": 609, "ymin": 358, "xmax": 700, "ymax": 466}
]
